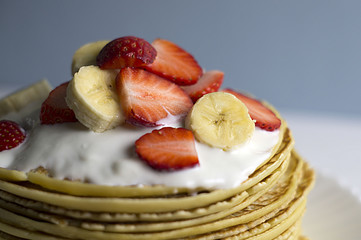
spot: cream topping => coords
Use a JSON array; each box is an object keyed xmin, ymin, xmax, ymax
[{"xmin": 0, "ymin": 107, "xmax": 279, "ymax": 189}]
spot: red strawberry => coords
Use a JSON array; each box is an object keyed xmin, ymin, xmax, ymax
[
  {"xmin": 96, "ymin": 36, "xmax": 156, "ymax": 69},
  {"xmin": 135, "ymin": 127, "xmax": 199, "ymax": 171},
  {"xmin": 0, "ymin": 120, "xmax": 26, "ymax": 152},
  {"xmin": 116, "ymin": 67, "xmax": 193, "ymax": 127},
  {"xmin": 223, "ymin": 89, "xmax": 281, "ymax": 131},
  {"xmin": 182, "ymin": 70, "xmax": 224, "ymax": 102},
  {"xmin": 144, "ymin": 39, "xmax": 202, "ymax": 86},
  {"xmin": 40, "ymin": 82, "xmax": 77, "ymax": 124}
]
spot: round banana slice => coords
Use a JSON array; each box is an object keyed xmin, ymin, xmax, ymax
[
  {"xmin": 186, "ymin": 92, "xmax": 255, "ymax": 151},
  {"xmin": 71, "ymin": 40, "xmax": 109, "ymax": 75},
  {"xmin": 66, "ymin": 66, "xmax": 123, "ymax": 132}
]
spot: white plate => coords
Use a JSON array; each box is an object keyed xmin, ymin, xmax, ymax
[{"xmin": 303, "ymin": 173, "xmax": 361, "ymax": 239}]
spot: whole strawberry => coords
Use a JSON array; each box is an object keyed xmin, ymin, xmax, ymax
[
  {"xmin": 96, "ymin": 36, "xmax": 157, "ymax": 69},
  {"xmin": 0, "ymin": 120, "xmax": 26, "ymax": 152}
]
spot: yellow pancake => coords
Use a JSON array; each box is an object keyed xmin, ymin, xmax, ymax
[{"xmin": 0, "ymin": 152, "xmax": 314, "ymax": 240}]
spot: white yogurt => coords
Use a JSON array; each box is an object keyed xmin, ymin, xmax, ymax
[{"xmin": 0, "ymin": 106, "xmax": 280, "ymax": 189}]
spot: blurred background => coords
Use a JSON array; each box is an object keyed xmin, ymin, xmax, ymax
[{"xmin": 1, "ymin": 0, "xmax": 361, "ymax": 117}]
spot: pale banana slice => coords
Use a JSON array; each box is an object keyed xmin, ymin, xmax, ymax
[
  {"xmin": 0, "ymin": 79, "xmax": 52, "ymax": 118},
  {"xmin": 66, "ymin": 66, "xmax": 123, "ymax": 132},
  {"xmin": 186, "ymin": 92, "xmax": 255, "ymax": 151},
  {"xmin": 71, "ymin": 40, "xmax": 109, "ymax": 75}
]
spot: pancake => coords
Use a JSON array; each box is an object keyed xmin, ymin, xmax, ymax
[
  {"xmin": 0, "ymin": 79, "xmax": 315, "ymax": 239},
  {"xmin": 0, "ymin": 147, "xmax": 314, "ymax": 239}
]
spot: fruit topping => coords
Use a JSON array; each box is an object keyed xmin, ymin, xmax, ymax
[
  {"xmin": 40, "ymin": 82, "xmax": 77, "ymax": 125},
  {"xmin": 186, "ymin": 92, "xmax": 255, "ymax": 151},
  {"xmin": 182, "ymin": 70, "xmax": 224, "ymax": 103},
  {"xmin": 96, "ymin": 36, "xmax": 156, "ymax": 69},
  {"xmin": 72, "ymin": 40, "xmax": 109, "ymax": 75},
  {"xmin": 116, "ymin": 67, "xmax": 193, "ymax": 127},
  {"xmin": 66, "ymin": 66, "xmax": 123, "ymax": 132},
  {"xmin": 144, "ymin": 39, "xmax": 202, "ymax": 86},
  {"xmin": 0, "ymin": 120, "xmax": 26, "ymax": 152},
  {"xmin": 135, "ymin": 127, "xmax": 199, "ymax": 171},
  {"xmin": 222, "ymin": 89, "xmax": 281, "ymax": 131}
]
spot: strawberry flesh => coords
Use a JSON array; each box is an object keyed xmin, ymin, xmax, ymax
[
  {"xmin": 223, "ymin": 89, "xmax": 281, "ymax": 131},
  {"xmin": 97, "ymin": 36, "xmax": 156, "ymax": 69},
  {"xmin": 144, "ymin": 39, "xmax": 202, "ymax": 86},
  {"xmin": 135, "ymin": 127, "xmax": 199, "ymax": 171},
  {"xmin": 40, "ymin": 81, "xmax": 77, "ymax": 124},
  {"xmin": 116, "ymin": 67, "xmax": 193, "ymax": 127},
  {"xmin": 0, "ymin": 120, "xmax": 26, "ymax": 152},
  {"xmin": 182, "ymin": 70, "xmax": 224, "ymax": 102}
]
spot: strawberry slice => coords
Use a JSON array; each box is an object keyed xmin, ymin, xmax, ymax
[
  {"xmin": 116, "ymin": 67, "xmax": 193, "ymax": 127},
  {"xmin": 223, "ymin": 89, "xmax": 281, "ymax": 131},
  {"xmin": 135, "ymin": 127, "xmax": 199, "ymax": 171},
  {"xmin": 0, "ymin": 120, "xmax": 26, "ymax": 152},
  {"xmin": 40, "ymin": 82, "xmax": 78, "ymax": 124},
  {"xmin": 144, "ymin": 39, "xmax": 202, "ymax": 86},
  {"xmin": 182, "ymin": 70, "xmax": 224, "ymax": 102},
  {"xmin": 96, "ymin": 36, "xmax": 156, "ymax": 69}
]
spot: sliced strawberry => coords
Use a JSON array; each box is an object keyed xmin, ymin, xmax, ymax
[
  {"xmin": 40, "ymin": 82, "xmax": 77, "ymax": 124},
  {"xmin": 96, "ymin": 36, "xmax": 156, "ymax": 69},
  {"xmin": 117, "ymin": 68, "xmax": 193, "ymax": 127},
  {"xmin": 223, "ymin": 89, "xmax": 281, "ymax": 131},
  {"xmin": 182, "ymin": 70, "xmax": 224, "ymax": 102},
  {"xmin": 0, "ymin": 120, "xmax": 26, "ymax": 152},
  {"xmin": 144, "ymin": 39, "xmax": 202, "ymax": 86},
  {"xmin": 135, "ymin": 127, "xmax": 199, "ymax": 171}
]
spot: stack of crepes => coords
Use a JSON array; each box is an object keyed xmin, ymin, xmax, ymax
[{"xmin": 0, "ymin": 80, "xmax": 314, "ymax": 240}]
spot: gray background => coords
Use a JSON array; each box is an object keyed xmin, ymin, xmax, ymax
[{"xmin": 1, "ymin": 0, "xmax": 361, "ymax": 117}]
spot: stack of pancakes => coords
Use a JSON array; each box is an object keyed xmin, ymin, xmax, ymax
[{"xmin": 0, "ymin": 119, "xmax": 315, "ymax": 239}]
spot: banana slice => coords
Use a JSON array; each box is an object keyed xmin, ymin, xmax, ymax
[
  {"xmin": 71, "ymin": 40, "xmax": 109, "ymax": 75},
  {"xmin": 66, "ymin": 66, "xmax": 123, "ymax": 132},
  {"xmin": 0, "ymin": 79, "xmax": 52, "ymax": 117},
  {"xmin": 186, "ymin": 92, "xmax": 255, "ymax": 151}
]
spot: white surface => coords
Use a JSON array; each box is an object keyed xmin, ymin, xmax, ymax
[
  {"xmin": 281, "ymin": 111, "xmax": 361, "ymax": 239},
  {"xmin": 302, "ymin": 173, "xmax": 361, "ymax": 240},
  {"xmin": 282, "ymin": 111, "xmax": 361, "ymax": 202}
]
